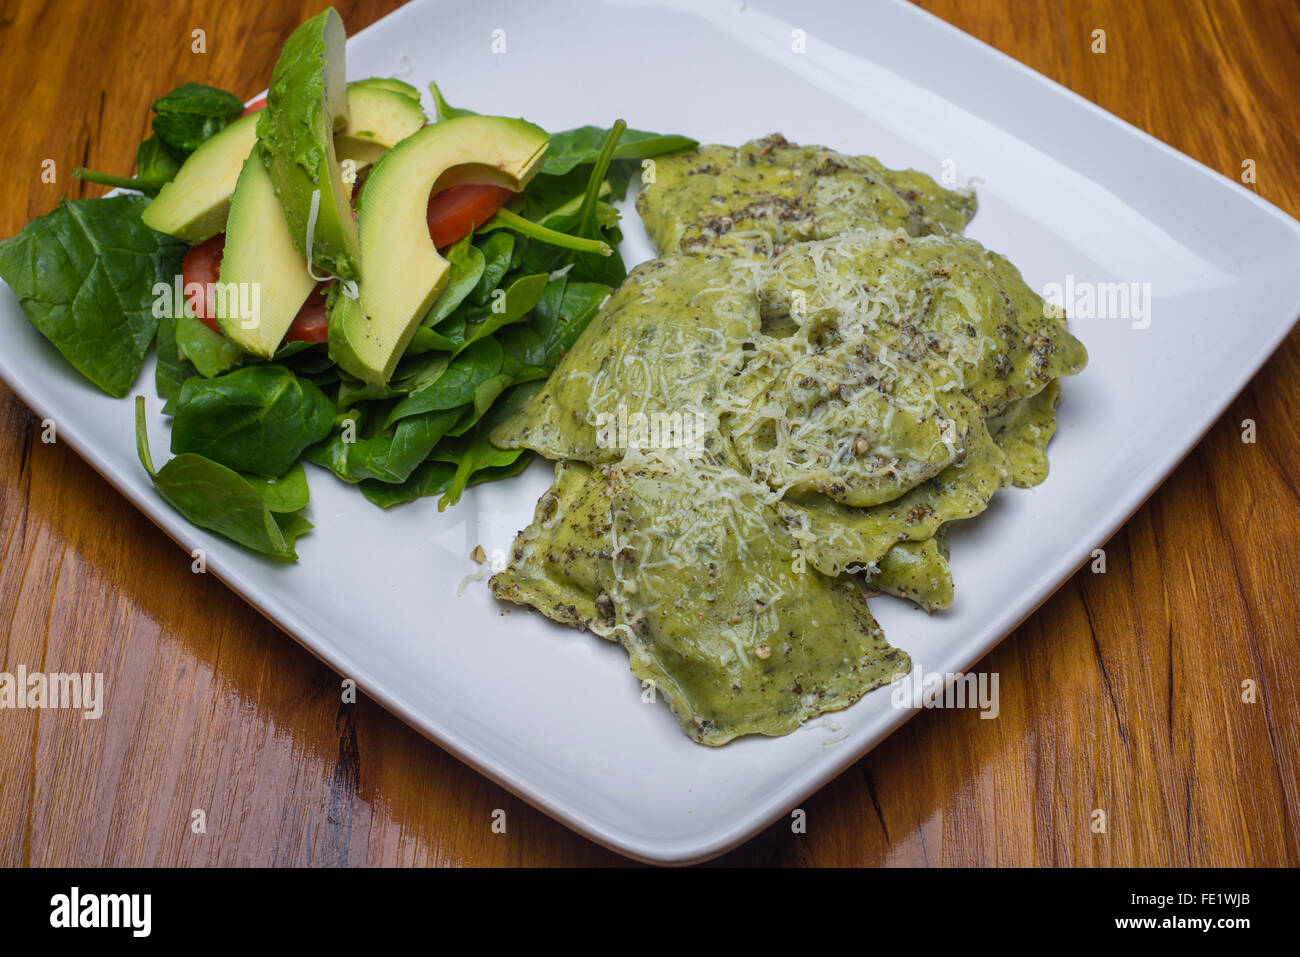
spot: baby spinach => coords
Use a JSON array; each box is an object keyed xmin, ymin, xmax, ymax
[
  {"xmin": 170, "ymin": 365, "xmax": 335, "ymax": 477},
  {"xmin": 456, "ymin": 273, "xmax": 548, "ymax": 353},
  {"xmin": 359, "ymin": 460, "xmax": 457, "ymax": 509},
  {"xmin": 481, "ymin": 207, "xmax": 613, "ymax": 259},
  {"xmin": 391, "ymin": 352, "xmax": 451, "ymax": 394},
  {"xmin": 500, "ymin": 276, "xmax": 610, "ymax": 370},
  {"xmin": 307, "ymin": 407, "xmax": 461, "ymax": 484},
  {"xmin": 436, "ymin": 381, "xmax": 543, "ymax": 510},
  {"xmin": 76, "ymin": 135, "xmax": 183, "ymax": 197},
  {"xmin": 0, "ymin": 195, "xmax": 186, "ymax": 397},
  {"xmin": 403, "ymin": 327, "xmax": 456, "ymax": 356},
  {"xmin": 151, "ymin": 82, "xmax": 245, "ymax": 158},
  {"xmin": 244, "ymin": 465, "xmax": 310, "ymax": 513},
  {"xmin": 136, "ymin": 397, "xmax": 312, "ymax": 560},
  {"xmin": 385, "ymin": 338, "xmax": 503, "ymax": 426},
  {"xmin": 569, "ymin": 121, "xmax": 629, "ymax": 286},
  {"xmin": 175, "ymin": 312, "xmax": 244, "ymax": 378},
  {"xmin": 428, "ymin": 81, "xmax": 477, "ymax": 121},
  {"xmin": 154, "ymin": 314, "xmax": 196, "ymax": 411},
  {"xmin": 468, "ymin": 233, "xmax": 515, "ymax": 307},
  {"xmin": 423, "ymin": 233, "xmax": 485, "ymax": 327},
  {"xmin": 540, "ymin": 125, "xmax": 697, "ymax": 176}
]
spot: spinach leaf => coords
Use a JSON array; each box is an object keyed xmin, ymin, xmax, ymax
[
  {"xmin": 431, "ymin": 313, "xmax": 468, "ymax": 351},
  {"xmin": 175, "ymin": 312, "xmax": 243, "ymax": 378},
  {"xmin": 76, "ymin": 135, "xmax": 182, "ymax": 197},
  {"xmin": 438, "ymin": 429, "xmax": 527, "ymax": 511},
  {"xmin": 404, "ymin": 325, "xmax": 459, "ymax": 355},
  {"xmin": 385, "ymin": 337, "xmax": 503, "ymax": 426},
  {"xmin": 244, "ymin": 464, "xmax": 311, "ymax": 512},
  {"xmin": 391, "ymin": 352, "xmax": 451, "ymax": 393},
  {"xmin": 445, "ymin": 373, "xmax": 514, "ymax": 438},
  {"xmin": 272, "ymin": 340, "xmax": 316, "ymax": 361},
  {"xmin": 428, "ymin": 81, "xmax": 477, "ymax": 121},
  {"xmin": 136, "ymin": 135, "xmax": 183, "ymax": 187},
  {"xmin": 438, "ymin": 381, "xmax": 542, "ymax": 509},
  {"xmin": 335, "ymin": 374, "xmax": 400, "ymax": 408},
  {"xmin": 359, "ymin": 460, "xmax": 456, "ymax": 509},
  {"xmin": 500, "ymin": 277, "xmax": 610, "ymax": 370},
  {"xmin": 136, "ymin": 397, "xmax": 311, "ymax": 560},
  {"xmin": 152, "ymin": 83, "xmax": 245, "ymax": 158},
  {"xmin": 456, "ymin": 272, "xmax": 548, "ymax": 353},
  {"xmin": 170, "ymin": 365, "xmax": 335, "ymax": 477},
  {"xmin": 154, "ymin": 314, "xmax": 196, "ymax": 412},
  {"xmin": 307, "ymin": 407, "xmax": 460, "ymax": 484},
  {"xmin": 338, "ymin": 352, "xmax": 451, "ymax": 407},
  {"xmin": 0, "ymin": 195, "xmax": 186, "ymax": 397},
  {"xmin": 423, "ymin": 233, "xmax": 485, "ymax": 327},
  {"xmin": 551, "ymin": 281, "xmax": 611, "ymax": 355},
  {"xmin": 468, "ymin": 232, "xmax": 514, "ymax": 307},
  {"xmin": 540, "ymin": 126, "xmax": 697, "ymax": 176},
  {"xmin": 568, "ymin": 121, "xmax": 628, "ymax": 285}
]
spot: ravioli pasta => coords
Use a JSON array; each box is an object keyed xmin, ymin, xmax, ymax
[{"xmin": 489, "ymin": 136, "xmax": 1087, "ymax": 745}]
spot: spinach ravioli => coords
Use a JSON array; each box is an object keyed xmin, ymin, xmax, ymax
[
  {"xmin": 489, "ymin": 135, "xmax": 1087, "ymax": 745},
  {"xmin": 491, "ymin": 458, "xmax": 910, "ymax": 746},
  {"xmin": 635, "ymin": 134, "xmax": 977, "ymax": 256}
]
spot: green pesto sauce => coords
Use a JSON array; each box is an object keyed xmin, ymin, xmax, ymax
[{"xmin": 490, "ymin": 136, "xmax": 1086, "ymax": 744}]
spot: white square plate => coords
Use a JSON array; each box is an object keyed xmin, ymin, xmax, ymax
[{"xmin": 3, "ymin": 0, "xmax": 1299, "ymax": 864}]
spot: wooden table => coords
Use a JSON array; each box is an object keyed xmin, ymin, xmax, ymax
[{"xmin": 1, "ymin": 0, "xmax": 1296, "ymax": 867}]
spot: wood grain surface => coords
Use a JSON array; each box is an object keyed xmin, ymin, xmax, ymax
[{"xmin": 1, "ymin": 0, "xmax": 1297, "ymax": 867}]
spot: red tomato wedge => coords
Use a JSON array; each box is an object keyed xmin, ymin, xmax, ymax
[
  {"xmin": 427, "ymin": 184, "xmax": 512, "ymax": 249},
  {"xmin": 181, "ymin": 235, "xmax": 225, "ymax": 333},
  {"xmin": 240, "ymin": 96, "xmax": 267, "ymax": 116},
  {"xmin": 283, "ymin": 284, "xmax": 330, "ymax": 343},
  {"xmin": 181, "ymin": 235, "xmax": 329, "ymax": 345}
]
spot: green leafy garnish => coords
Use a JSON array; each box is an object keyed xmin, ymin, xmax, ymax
[
  {"xmin": 75, "ymin": 135, "xmax": 182, "ymax": 197},
  {"xmin": 136, "ymin": 396, "xmax": 313, "ymax": 560},
  {"xmin": 540, "ymin": 125, "xmax": 698, "ymax": 176},
  {"xmin": 428, "ymin": 81, "xmax": 477, "ymax": 121},
  {"xmin": 0, "ymin": 196, "xmax": 185, "ymax": 397},
  {"xmin": 151, "ymin": 82, "xmax": 245, "ymax": 158},
  {"xmin": 169, "ymin": 366, "xmax": 335, "ymax": 477},
  {"xmin": 174, "ymin": 312, "xmax": 244, "ymax": 378}
]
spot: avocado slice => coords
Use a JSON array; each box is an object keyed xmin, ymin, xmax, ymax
[
  {"xmin": 140, "ymin": 87, "xmax": 424, "ymax": 246},
  {"xmin": 348, "ymin": 77, "xmax": 421, "ymax": 103},
  {"xmin": 257, "ymin": 7, "xmax": 360, "ymax": 280},
  {"xmin": 329, "ymin": 115, "xmax": 549, "ymax": 384},
  {"xmin": 336, "ymin": 85, "xmax": 427, "ymax": 170},
  {"xmin": 214, "ymin": 149, "xmax": 318, "ymax": 358},
  {"xmin": 140, "ymin": 113, "xmax": 259, "ymax": 243}
]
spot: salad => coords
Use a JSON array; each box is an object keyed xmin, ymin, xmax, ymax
[{"xmin": 0, "ymin": 7, "xmax": 694, "ymax": 560}]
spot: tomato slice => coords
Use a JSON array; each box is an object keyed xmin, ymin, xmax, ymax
[
  {"xmin": 427, "ymin": 184, "xmax": 512, "ymax": 249},
  {"xmin": 181, "ymin": 234, "xmax": 225, "ymax": 332},
  {"xmin": 283, "ymin": 284, "xmax": 330, "ymax": 344},
  {"xmin": 181, "ymin": 235, "xmax": 329, "ymax": 345},
  {"xmin": 240, "ymin": 96, "xmax": 267, "ymax": 116}
]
